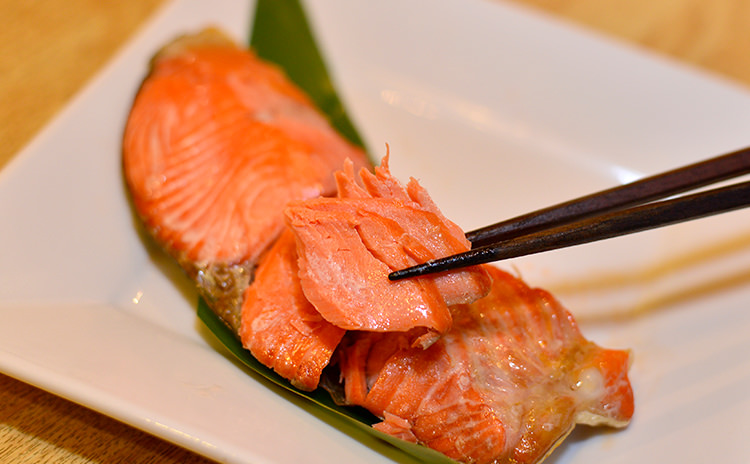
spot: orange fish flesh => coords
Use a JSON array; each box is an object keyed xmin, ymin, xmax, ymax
[
  {"xmin": 122, "ymin": 29, "xmax": 369, "ymax": 331},
  {"xmin": 337, "ymin": 266, "xmax": 634, "ymax": 464},
  {"xmin": 286, "ymin": 156, "xmax": 491, "ymax": 347},
  {"xmin": 239, "ymin": 228, "xmax": 345, "ymax": 391}
]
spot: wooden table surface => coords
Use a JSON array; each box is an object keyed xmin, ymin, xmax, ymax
[{"xmin": 1, "ymin": 0, "xmax": 749, "ymax": 462}]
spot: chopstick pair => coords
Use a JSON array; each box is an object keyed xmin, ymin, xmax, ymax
[{"xmin": 388, "ymin": 146, "xmax": 750, "ymax": 280}]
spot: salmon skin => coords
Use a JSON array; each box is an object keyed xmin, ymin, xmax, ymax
[
  {"xmin": 122, "ymin": 28, "xmax": 369, "ymax": 332},
  {"xmin": 286, "ymin": 156, "xmax": 491, "ymax": 347},
  {"xmin": 124, "ymin": 28, "xmax": 634, "ymax": 464},
  {"xmin": 337, "ymin": 266, "xmax": 634, "ymax": 464}
]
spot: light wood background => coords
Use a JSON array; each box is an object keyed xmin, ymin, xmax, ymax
[{"xmin": 1, "ymin": 0, "xmax": 749, "ymax": 462}]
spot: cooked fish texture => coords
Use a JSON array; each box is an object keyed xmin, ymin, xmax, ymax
[
  {"xmin": 337, "ymin": 266, "xmax": 634, "ymax": 464},
  {"xmin": 122, "ymin": 28, "xmax": 369, "ymax": 331},
  {"xmin": 239, "ymin": 229, "xmax": 345, "ymax": 391},
  {"xmin": 286, "ymin": 157, "xmax": 491, "ymax": 347},
  {"xmin": 233, "ymin": 153, "xmax": 490, "ymax": 388}
]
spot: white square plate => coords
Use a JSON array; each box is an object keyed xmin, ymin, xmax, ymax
[{"xmin": 1, "ymin": 0, "xmax": 749, "ymax": 463}]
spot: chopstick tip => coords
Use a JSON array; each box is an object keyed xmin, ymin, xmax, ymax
[
  {"xmin": 388, "ymin": 267, "xmax": 415, "ymax": 281},
  {"xmin": 389, "ymin": 261, "xmax": 436, "ymax": 280}
]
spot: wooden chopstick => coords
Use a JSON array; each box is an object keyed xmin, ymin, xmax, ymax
[
  {"xmin": 466, "ymin": 146, "xmax": 750, "ymax": 248},
  {"xmin": 389, "ymin": 147, "xmax": 750, "ymax": 281}
]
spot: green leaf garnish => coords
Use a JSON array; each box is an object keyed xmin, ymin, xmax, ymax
[
  {"xmin": 196, "ymin": 1, "xmax": 456, "ymax": 462},
  {"xmin": 250, "ymin": 0, "xmax": 366, "ymax": 150}
]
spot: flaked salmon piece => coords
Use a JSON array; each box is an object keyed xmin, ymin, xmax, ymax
[
  {"xmin": 335, "ymin": 331, "xmax": 410, "ymax": 406},
  {"xmin": 339, "ymin": 266, "xmax": 634, "ymax": 464},
  {"xmin": 239, "ymin": 229, "xmax": 345, "ymax": 391},
  {"xmin": 285, "ymin": 156, "xmax": 490, "ymax": 341},
  {"xmin": 337, "ymin": 156, "xmax": 491, "ymax": 305},
  {"xmin": 286, "ymin": 198, "xmax": 453, "ymax": 336},
  {"xmin": 122, "ymin": 29, "xmax": 369, "ymax": 331}
]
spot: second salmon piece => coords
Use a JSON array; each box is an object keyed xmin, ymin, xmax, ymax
[{"xmin": 338, "ymin": 266, "xmax": 634, "ymax": 464}]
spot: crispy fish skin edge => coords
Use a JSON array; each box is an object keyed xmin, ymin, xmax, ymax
[
  {"xmin": 187, "ymin": 259, "xmax": 254, "ymax": 335},
  {"xmin": 126, "ymin": 209, "xmax": 255, "ymax": 335}
]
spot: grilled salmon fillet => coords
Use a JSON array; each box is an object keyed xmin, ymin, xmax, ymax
[
  {"xmin": 122, "ymin": 28, "xmax": 370, "ymax": 332},
  {"xmin": 239, "ymin": 229, "xmax": 345, "ymax": 391}
]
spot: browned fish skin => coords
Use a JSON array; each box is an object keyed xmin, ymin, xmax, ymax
[{"xmin": 191, "ymin": 260, "xmax": 253, "ymax": 333}]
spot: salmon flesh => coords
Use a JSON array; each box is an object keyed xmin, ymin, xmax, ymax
[
  {"xmin": 122, "ymin": 28, "xmax": 370, "ymax": 332},
  {"xmin": 123, "ymin": 28, "xmax": 634, "ymax": 464},
  {"xmin": 338, "ymin": 266, "xmax": 634, "ymax": 463},
  {"xmin": 286, "ymin": 156, "xmax": 491, "ymax": 346}
]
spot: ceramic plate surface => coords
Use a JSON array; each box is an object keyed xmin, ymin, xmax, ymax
[{"xmin": 1, "ymin": 0, "xmax": 749, "ymax": 463}]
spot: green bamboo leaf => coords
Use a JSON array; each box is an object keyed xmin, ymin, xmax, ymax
[
  {"xmin": 196, "ymin": 1, "xmax": 457, "ymax": 462},
  {"xmin": 250, "ymin": 0, "xmax": 366, "ymax": 150},
  {"xmin": 198, "ymin": 300, "xmax": 455, "ymax": 464}
]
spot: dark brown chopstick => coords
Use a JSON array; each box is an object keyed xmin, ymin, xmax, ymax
[
  {"xmin": 389, "ymin": 147, "xmax": 750, "ymax": 281},
  {"xmin": 466, "ymin": 146, "xmax": 750, "ymax": 248}
]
